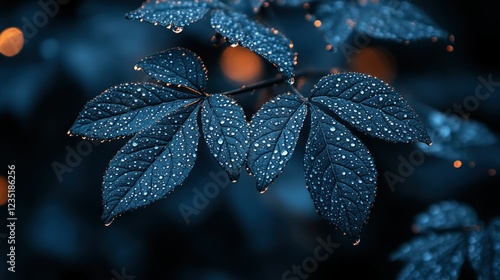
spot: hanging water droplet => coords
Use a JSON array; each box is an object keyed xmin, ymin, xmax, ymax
[
  {"xmin": 172, "ymin": 26, "xmax": 183, "ymax": 33},
  {"xmin": 230, "ymin": 42, "xmax": 239, "ymax": 47},
  {"xmin": 259, "ymin": 186, "xmax": 269, "ymax": 194}
]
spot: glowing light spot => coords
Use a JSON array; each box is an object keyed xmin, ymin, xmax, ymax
[
  {"xmin": 325, "ymin": 44, "xmax": 333, "ymax": 51},
  {"xmin": 314, "ymin": 20, "xmax": 322, "ymax": 28},
  {"xmin": 305, "ymin": 14, "xmax": 312, "ymax": 21},
  {"xmin": 449, "ymin": 34, "xmax": 455, "ymax": 43},
  {"xmin": 221, "ymin": 46, "xmax": 264, "ymax": 84},
  {"xmin": 0, "ymin": 27, "xmax": 24, "ymax": 57},
  {"xmin": 468, "ymin": 161, "xmax": 475, "ymax": 168},
  {"xmin": 303, "ymin": 3, "xmax": 310, "ymax": 9},
  {"xmin": 446, "ymin": 45, "xmax": 454, "ymax": 52},
  {"xmin": 453, "ymin": 160, "xmax": 462, "ymax": 168},
  {"xmin": 348, "ymin": 46, "xmax": 397, "ymax": 83},
  {"xmin": 431, "ymin": 36, "xmax": 438, "ymax": 42},
  {"xmin": 0, "ymin": 176, "xmax": 8, "ymax": 206},
  {"xmin": 488, "ymin": 169, "xmax": 496, "ymax": 176}
]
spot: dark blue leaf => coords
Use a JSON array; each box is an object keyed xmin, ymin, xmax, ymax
[
  {"xmin": 468, "ymin": 218, "xmax": 500, "ymax": 280},
  {"xmin": 314, "ymin": 0, "xmax": 447, "ymax": 51},
  {"xmin": 413, "ymin": 200, "xmax": 479, "ymax": 233},
  {"xmin": 311, "ymin": 73, "xmax": 431, "ymax": 144},
  {"xmin": 125, "ymin": 0, "xmax": 216, "ymax": 32},
  {"xmin": 69, "ymin": 83, "xmax": 199, "ymax": 140},
  {"xmin": 414, "ymin": 103, "xmax": 497, "ymax": 161},
  {"xmin": 247, "ymin": 93, "xmax": 307, "ymax": 192},
  {"xmin": 391, "ymin": 233, "xmax": 468, "ymax": 280},
  {"xmin": 313, "ymin": 1, "xmax": 360, "ymax": 50},
  {"xmin": 211, "ymin": 9, "xmax": 296, "ymax": 82},
  {"xmin": 391, "ymin": 201, "xmax": 482, "ymax": 280},
  {"xmin": 304, "ymin": 106, "xmax": 377, "ymax": 243},
  {"xmin": 135, "ymin": 47, "xmax": 208, "ymax": 93},
  {"xmin": 201, "ymin": 94, "xmax": 249, "ymax": 181},
  {"xmin": 101, "ymin": 104, "xmax": 200, "ymax": 225}
]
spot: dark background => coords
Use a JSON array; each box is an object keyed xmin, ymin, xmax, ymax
[{"xmin": 1, "ymin": 0, "xmax": 499, "ymax": 279}]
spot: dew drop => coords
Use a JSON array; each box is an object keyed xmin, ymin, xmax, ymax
[
  {"xmin": 281, "ymin": 150, "xmax": 288, "ymax": 156},
  {"xmin": 172, "ymin": 26, "xmax": 184, "ymax": 33},
  {"xmin": 217, "ymin": 137, "xmax": 224, "ymax": 145},
  {"xmin": 259, "ymin": 186, "xmax": 269, "ymax": 194},
  {"xmin": 330, "ymin": 127, "xmax": 336, "ymax": 132},
  {"xmin": 132, "ymin": 142, "xmax": 138, "ymax": 147}
]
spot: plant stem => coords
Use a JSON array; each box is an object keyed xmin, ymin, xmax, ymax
[
  {"xmin": 218, "ymin": 69, "xmax": 333, "ymax": 97},
  {"xmin": 219, "ymin": 76, "xmax": 285, "ymax": 96}
]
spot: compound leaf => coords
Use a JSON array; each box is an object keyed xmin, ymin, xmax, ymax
[
  {"xmin": 135, "ymin": 47, "xmax": 208, "ymax": 93},
  {"xmin": 69, "ymin": 83, "xmax": 199, "ymax": 140},
  {"xmin": 311, "ymin": 73, "xmax": 431, "ymax": 144},
  {"xmin": 304, "ymin": 106, "xmax": 377, "ymax": 243},
  {"xmin": 201, "ymin": 94, "xmax": 249, "ymax": 181},
  {"xmin": 314, "ymin": 0, "xmax": 447, "ymax": 51},
  {"xmin": 211, "ymin": 9, "xmax": 296, "ymax": 81},
  {"xmin": 247, "ymin": 93, "xmax": 307, "ymax": 192},
  {"xmin": 125, "ymin": 0, "xmax": 216, "ymax": 32},
  {"xmin": 102, "ymin": 104, "xmax": 200, "ymax": 225},
  {"xmin": 468, "ymin": 218, "xmax": 500, "ymax": 280}
]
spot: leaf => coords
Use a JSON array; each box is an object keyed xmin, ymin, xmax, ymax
[
  {"xmin": 69, "ymin": 83, "xmax": 199, "ymax": 140},
  {"xmin": 413, "ymin": 102, "xmax": 498, "ymax": 161},
  {"xmin": 391, "ymin": 201, "xmax": 481, "ymax": 280},
  {"xmin": 304, "ymin": 106, "xmax": 377, "ymax": 243},
  {"xmin": 391, "ymin": 233, "xmax": 468, "ymax": 280},
  {"xmin": 314, "ymin": 0, "xmax": 448, "ymax": 51},
  {"xmin": 211, "ymin": 9, "xmax": 296, "ymax": 81},
  {"xmin": 468, "ymin": 218, "xmax": 500, "ymax": 280},
  {"xmin": 311, "ymin": 72, "xmax": 431, "ymax": 144},
  {"xmin": 413, "ymin": 200, "xmax": 479, "ymax": 233},
  {"xmin": 247, "ymin": 93, "xmax": 307, "ymax": 192},
  {"xmin": 101, "ymin": 104, "xmax": 200, "ymax": 225},
  {"xmin": 125, "ymin": 0, "xmax": 216, "ymax": 32},
  {"xmin": 135, "ymin": 47, "xmax": 208, "ymax": 93},
  {"xmin": 201, "ymin": 94, "xmax": 249, "ymax": 181}
]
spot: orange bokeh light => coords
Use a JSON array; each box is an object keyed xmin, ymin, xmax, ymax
[
  {"xmin": 453, "ymin": 160, "xmax": 462, "ymax": 168},
  {"xmin": 0, "ymin": 27, "xmax": 24, "ymax": 57},
  {"xmin": 221, "ymin": 46, "xmax": 264, "ymax": 84},
  {"xmin": 0, "ymin": 176, "xmax": 8, "ymax": 206},
  {"xmin": 348, "ymin": 46, "xmax": 397, "ymax": 83}
]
